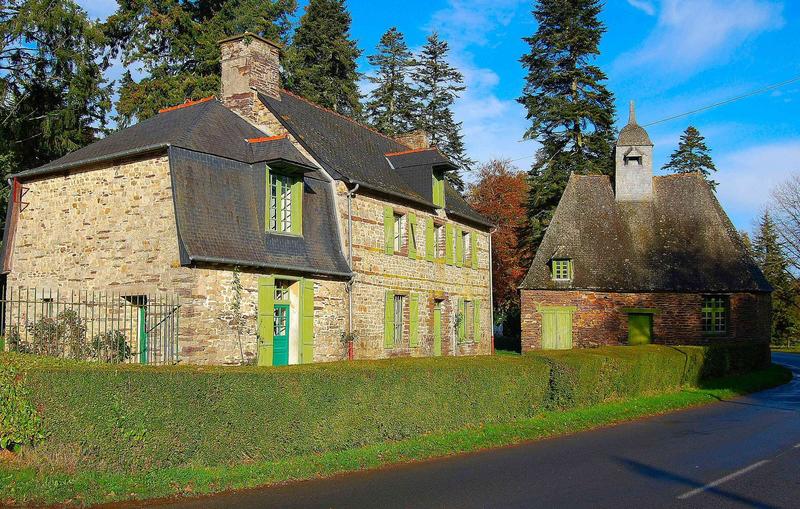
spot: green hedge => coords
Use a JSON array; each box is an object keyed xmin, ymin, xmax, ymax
[{"xmin": 0, "ymin": 342, "xmax": 770, "ymax": 473}]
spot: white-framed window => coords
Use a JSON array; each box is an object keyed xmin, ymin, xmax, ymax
[
  {"xmin": 435, "ymin": 223, "xmax": 445, "ymax": 258},
  {"xmin": 269, "ymin": 173, "xmax": 295, "ymax": 233},
  {"xmin": 393, "ymin": 213, "xmax": 404, "ymax": 252},
  {"xmin": 274, "ymin": 279, "xmax": 291, "ymax": 302},
  {"xmin": 393, "ymin": 294, "xmax": 405, "ymax": 345}
]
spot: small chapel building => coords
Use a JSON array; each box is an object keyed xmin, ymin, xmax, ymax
[{"xmin": 519, "ymin": 103, "xmax": 772, "ymax": 350}]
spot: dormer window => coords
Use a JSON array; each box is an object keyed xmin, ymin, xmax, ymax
[
  {"xmin": 623, "ymin": 147, "xmax": 644, "ymax": 166},
  {"xmin": 432, "ymin": 169, "xmax": 445, "ymax": 208},
  {"xmin": 266, "ymin": 166, "xmax": 303, "ymax": 235},
  {"xmin": 552, "ymin": 259, "xmax": 573, "ymax": 281}
]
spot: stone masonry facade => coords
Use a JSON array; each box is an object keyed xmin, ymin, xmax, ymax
[
  {"xmin": 5, "ymin": 155, "xmax": 347, "ymax": 365},
  {"xmin": 521, "ymin": 289, "xmax": 771, "ymax": 351}
]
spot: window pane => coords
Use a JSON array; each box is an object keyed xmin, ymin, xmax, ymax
[
  {"xmin": 552, "ymin": 260, "xmax": 571, "ymax": 280},
  {"xmin": 281, "ymin": 175, "xmax": 292, "ymax": 232},
  {"xmin": 274, "ymin": 280, "xmax": 290, "ymax": 301},
  {"xmin": 393, "ymin": 295, "xmax": 404, "ymax": 344},
  {"xmin": 273, "ymin": 307, "xmax": 287, "ymax": 336},
  {"xmin": 702, "ymin": 295, "xmax": 728, "ymax": 335},
  {"xmin": 269, "ymin": 174, "xmax": 278, "ymax": 230},
  {"xmin": 393, "ymin": 214, "xmax": 403, "ymax": 252}
]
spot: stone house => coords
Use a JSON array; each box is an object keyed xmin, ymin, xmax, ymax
[
  {"xmin": 519, "ymin": 103, "xmax": 771, "ymax": 351},
  {"xmin": 1, "ymin": 33, "xmax": 493, "ymax": 366}
]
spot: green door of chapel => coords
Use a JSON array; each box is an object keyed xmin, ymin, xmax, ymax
[
  {"xmin": 541, "ymin": 308, "xmax": 573, "ymax": 350},
  {"xmin": 273, "ymin": 304, "xmax": 290, "ymax": 366},
  {"xmin": 628, "ymin": 314, "xmax": 652, "ymax": 345},
  {"xmin": 433, "ymin": 302, "xmax": 442, "ymax": 356}
]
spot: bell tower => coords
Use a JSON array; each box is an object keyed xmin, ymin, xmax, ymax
[{"xmin": 615, "ymin": 101, "xmax": 654, "ymax": 202}]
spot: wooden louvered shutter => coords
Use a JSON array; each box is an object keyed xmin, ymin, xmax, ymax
[
  {"xmin": 445, "ymin": 224, "xmax": 454, "ymax": 265},
  {"xmin": 426, "ymin": 217, "xmax": 435, "ymax": 261},
  {"xmin": 408, "ymin": 213, "xmax": 417, "ymax": 259},
  {"xmin": 471, "ymin": 233, "xmax": 478, "ymax": 268},
  {"xmin": 384, "ymin": 206, "xmax": 394, "ymax": 254},
  {"xmin": 301, "ymin": 279, "xmax": 314, "ymax": 363},
  {"xmin": 257, "ymin": 276, "xmax": 275, "ymax": 366},
  {"xmin": 384, "ymin": 290, "xmax": 395, "ymax": 347},
  {"xmin": 409, "ymin": 293, "xmax": 419, "ymax": 347}
]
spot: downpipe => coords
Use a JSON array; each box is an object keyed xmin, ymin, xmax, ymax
[{"xmin": 346, "ymin": 183, "xmax": 360, "ymax": 360}]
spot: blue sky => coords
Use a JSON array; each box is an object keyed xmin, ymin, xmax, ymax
[{"xmin": 78, "ymin": 0, "xmax": 800, "ymax": 232}]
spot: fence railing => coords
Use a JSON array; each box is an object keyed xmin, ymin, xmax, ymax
[{"xmin": 0, "ymin": 288, "xmax": 180, "ymax": 365}]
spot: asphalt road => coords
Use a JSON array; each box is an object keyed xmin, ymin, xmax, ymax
[{"xmin": 157, "ymin": 353, "xmax": 800, "ymax": 509}]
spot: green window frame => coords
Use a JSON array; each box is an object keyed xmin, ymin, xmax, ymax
[
  {"xmin": 432, "ymin": 170, "xmax": 445, "ymax": 208},
  {"xmin": 552, "ymin": 259, "xmax": 573, "ymax": 281},
  {"xmin": 702, "ymin": 295, "xmax": 728, "ymax": 336},
  {"xmin": 266, "ymin": 166, "xmax": 303, "ymax": 235}
]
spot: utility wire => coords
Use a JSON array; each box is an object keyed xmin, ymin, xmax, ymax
[{"xmin": 507, "ymin": 74, "xmax": 800, "ymax": 164}]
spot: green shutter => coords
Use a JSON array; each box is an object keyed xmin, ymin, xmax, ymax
[
  {"xmin": 384, "ymin": 290, "xmax": 395, "ymax": 348},
  {"xmin": 384, "ymin": 206, "xmax": 394, "ymax": 254},
  {"xmin": 291, "ymin": 178, "xmax": 303, "ymax": 235},
  {"xmin": 408, "ymin": 213, "xmax": 417, "ymax": 260},
  {"xmin": 426, "ymin": 217, "xmax": 434, "ymax": 261},
  {"xmin": 264, "ymin": 166, "xmax": 271, "ymax": 232},
  {"xmin": 455, "ymin": 228, "xmax": 463, "ymax": 267},
  {"xmin": 471, "ymin": 232, "xmax": 478, "ymax": 268},
  {"xmin": 445, "ymin": 224, "xmax": 454, "ymax": 265},
  {"xmin": 301, "ymin": 279, "xmax": 314, "ymax": 363},
  {"xmin": 473, "ymin": 299, "xmax": 481, "ymax": 343},
  {"xmin": 409, "ymin": 293, "xmax": 419, "ymax": 347},
  {"xmin": 258, "ymin": 276, "xmax": 275, "ymax": 366},
  {"xmin": 457, "ymin": 297, "xmax": 465, "ymax": 343}
]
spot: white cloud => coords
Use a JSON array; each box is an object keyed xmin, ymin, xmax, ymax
[
  {"xmin": 716, "ymin": 140, "xmax": 800, "ymax": 228},
  {"xmin": 616, "ymin": 0, "xmax": 783, "ymax": 77},
  {"xmin": 627, "ymin": 0, "xmax": 656, "ymax": 15}
]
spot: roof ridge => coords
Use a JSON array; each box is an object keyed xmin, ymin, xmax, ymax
[
  {"xmin": 247, "ymin": 134, "xmax": 288, "ymax": 143},
  {"xmin": 280, "ymin": 89, "xmax": 407, "ymax": 148},
  {"xmin": 158, "ymin": 96, "xmax": 216, "ymax": 114}
]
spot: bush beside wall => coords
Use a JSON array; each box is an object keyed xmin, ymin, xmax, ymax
[{"xmin": 0, "ymin": 342, "xmax": 770, "ymax": 472}]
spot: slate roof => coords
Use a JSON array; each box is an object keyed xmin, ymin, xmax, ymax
[
  {"xmin": 520, "ymin": 173, "xmax": 771, "ymax": 293},
  {"xmin": 14, "ymin": 98, "xmax": 273, "ymax": 179},
  {"xmin": 170, "ymin": 147, "xmax": 351, "ymax": 277},
  {"xmin": 259, "ymin": 90, "xmax": 492, "ymax": 228}
]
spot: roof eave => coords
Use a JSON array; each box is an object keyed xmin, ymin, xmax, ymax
[
  {"xmin": 187, "ymin": 254, "xmax": 352, "ymax": 280},
  {"xmin": 12, "ymin": 143, "xmax": 171, "ymax": 181}
]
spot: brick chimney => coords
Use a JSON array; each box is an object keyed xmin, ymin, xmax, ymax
[
  {"xmin": 219, "ymin": 33, "xmax": 281, "ymax": 121},
  {"xmin": 395, "ymin": 130, "xmax": 430, "ymax": 150}
]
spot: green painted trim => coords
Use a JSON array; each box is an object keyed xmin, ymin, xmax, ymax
[
  {"xmin": 473, "ymin": 299, "xmax": 480, "ymax": 343},
  {"xmin": 258, "ymin": 276, "xmax": 275, "ymax": 367},
  {"xmin": 445, "ymin": 224, "xmax": 454, "ymax": 265},
  {"xmin": 290, "ymin": 178, "xmax": 303, "ymax": 235},
  {"xmin": 470, "ymin": 232, "xmax": 478, "ymax": 268},
  {"xmin": 457, "ymin": 297, "xmax": 465, "ymax": 343},
  {"xmin": 455, "ymin": 228, "xmax": 463, "ymax": 267},
  {"xmin": 409, "ymin": 293, "xmax": 419, "ymax": 347},
  {"xmin": 408, "ymin": 213, "xmax": 417, "ymax": 260},
  {"xmin": 425, "ymin": 217, "xmax": 434, "ymax": 262},
  {"xmin": 536, "ymin": 305, "xmax": 577, "ymax": 313},
  {"xmin": 621, "ymin": 307, "xmax": 659, "ymax": 315},
  {"xmin": 272, "ymin": 304, "xmax": 290, "ymax": 366},
  {"xmin": 383, "ymin": 206, "xmax": 394, "ymax": 255},
  {"xmin": 138, "ymin": 306, "xmax": 148, "ymax": 365}
]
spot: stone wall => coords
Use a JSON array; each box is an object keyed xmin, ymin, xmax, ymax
[
  {"xmin": 338, "ymin": 184, "xmax": 493, "ymax": 359},
  {"xmin": 5, "ymin": 155, "xmax": 347, "ymax": 365},
  {"xmin": 521, "ymin": 289, "xmax": 771, "ymax": 351}
]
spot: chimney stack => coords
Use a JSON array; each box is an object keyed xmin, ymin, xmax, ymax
[
  {"xmin": 395, "ymin": 130, "xmax": 430, "ymax": 150},
  {"xmin": 219, "ymin": 33, "xmax": 281, "ymax": 121}
]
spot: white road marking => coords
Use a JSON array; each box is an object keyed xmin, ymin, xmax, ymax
[{"xmin": 677, "ymin": 460, "xmax": 770, "ymax": 500}]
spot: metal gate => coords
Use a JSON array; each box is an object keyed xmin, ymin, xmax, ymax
[{"xmin": 1, "ymin": 288, "xmax": 180, "ymax": 365}]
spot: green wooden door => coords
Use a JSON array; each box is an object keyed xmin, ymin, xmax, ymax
[
  {"xmin": 628, "ymin": 314, "xmax": 652, "ymax": 345},
  {"xmin": 138, "ymin": 306, "xmax": 148, "ymax": 364},
  {"xmin": 433, "ymin": 302, "xmax": 442, "ymax": 356},
  {"xmin": 541, "ymin": 308, "xmax": 573, "ymax": 350},
  {"xmin": 273, "ymin": 304, "xmax": 290, "ymax": 366}
]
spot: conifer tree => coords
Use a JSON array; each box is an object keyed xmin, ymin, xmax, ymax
[
  {"xmin": 364, "ymin": 28, "xmax": 416, "ymax": 136},
  {"xmin": 106, "ymin": 0, "xmax": 296, "ymax": 125},
  {"xmin": 663, "ymin": 126, "xmax": 718, "ymax": 190},
  {"xmin": 517, "ymin": 0, "xmax": 616, "ymax": 259},
  {"xmin": 412, "ymin": 33, "xmax": 472, "ymax": 191},
  {"xmin": 753, "ymin": 211, "xmax": 798, "ymax": 345},
  {"xmin": 1, "ymin": 0, "xmax": 111, "ymax": 234},
  {"xmin": 285, "ymin": 0, "xmax": 361, "ymax": 117}
]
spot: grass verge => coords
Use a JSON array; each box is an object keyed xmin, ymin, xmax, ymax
[
  {"xmin": 0, "ymin": 364, "xmax": 790, "ymax": 508},
  {"xmin": 772, "ymin": 346, "xmax": 800, "ymax": 354}
]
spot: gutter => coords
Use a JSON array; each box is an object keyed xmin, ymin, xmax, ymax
[
  {"xmin": 345, "ymin": 183, "xmax": 360, "ymax": 360},
  {"xmin": 189, "ymin": 255, "xmax": 352, "ymax": 279},
  {"xmin": 11, "ymin": 143, "xmax": 171, "ymax": 181}
]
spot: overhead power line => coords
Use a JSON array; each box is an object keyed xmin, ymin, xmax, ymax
[{"xmin": 507, "ymin": 74, "xmax": 800, "ymax": 164}]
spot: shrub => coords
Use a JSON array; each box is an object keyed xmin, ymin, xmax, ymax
[
  {"xmin": 0, "ymin": 362, "xmax": 46, "ymax": 450},
  {"xmin": 0, "ymin": 342, "xmax": 771, "ymax": 473}
]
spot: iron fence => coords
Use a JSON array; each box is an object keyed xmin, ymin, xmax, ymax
[{"xmin": 0, "ymin": 288, "xmax": 180, "ymax": 365}]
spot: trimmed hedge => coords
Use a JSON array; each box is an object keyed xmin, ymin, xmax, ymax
[{"xmin": 0, "ymin": 342, "xmax": 770, "ymax": 473}]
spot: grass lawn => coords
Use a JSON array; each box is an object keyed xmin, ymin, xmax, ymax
[
  {"xmin": 0, "ymin": 364, "xmax": 790, "ymax": 508},
  {"xmin": 772, "ymin": 346, "xmax": 800, "ymax": 354}
]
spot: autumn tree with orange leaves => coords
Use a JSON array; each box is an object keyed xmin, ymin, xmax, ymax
[{"xmin": 467, "ymin": 160, "xmax": 529, "ymax": 329}]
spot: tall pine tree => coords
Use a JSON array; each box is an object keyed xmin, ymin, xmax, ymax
[
  {"xmin": 663, "ymin": 126, "xmax": 718, "ymax": 190},
  {"xmin": 285, "ymin": 0, "xmax": 361, "ymax": 117},
  {"xmin": 412, "ymin": 33, "xmax": 472, "ymax": 191},
  {"xmin": 517, "ymin": 0, "xmax": 616, "ymax": 259},
  {"xmin": 753, "ymin": 211, "xmax": 798, "ymax": 346},
  {"xmin": 1, "ymin": 0, "xmax": 111, "ymax": 233},
  {"xmin": 106, "ymin": 0, "xmax": 296, "ymax": 125},
  {"xmin": 364, "ymin": 27, "xmax": 416, "ymax": 136}
]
